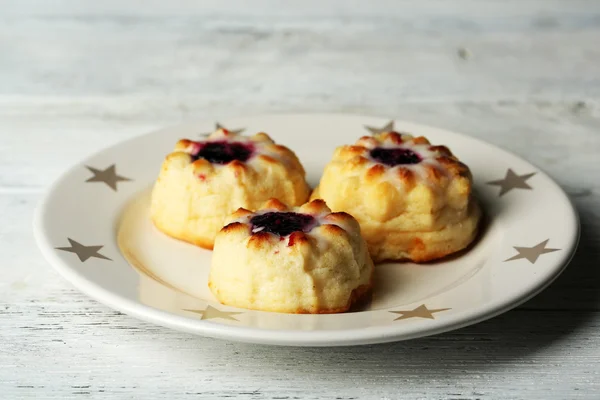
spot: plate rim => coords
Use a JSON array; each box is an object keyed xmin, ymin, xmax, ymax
[{"xmin": 33, "ymin": 113, "xmax": 581, "ymax": 346}]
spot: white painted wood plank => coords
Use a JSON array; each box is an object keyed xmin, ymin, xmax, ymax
[
  {"xmin": 2, "ymin": 0, "xmax": 598, "ymax": 18},
  {"xmin": 1, "ymin": 98, "xmax": 599, "ymax": 191},
  {"xmin": 2, "ymin": 295, "xmax": 600, "ymax": 399},
  {"xmin": 1, "ymin": 1, "xmax": 599, "ymax": 100}
]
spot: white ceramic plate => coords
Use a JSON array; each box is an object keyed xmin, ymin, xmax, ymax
[{"xmin": 34, "ymin": 114, "xmax": 579, "ymax": 346}]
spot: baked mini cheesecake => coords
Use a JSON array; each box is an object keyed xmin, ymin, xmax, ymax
[
  {"xmin": 151, "ymin": 128, "xmax": 310, "ymax": 249},
  {"xmin": 208, "ymin": 199, "xmax": 373, "ymax": 314},
  {"xmin": 312, "ymin": 131, "xmax": 481, "ymax": 263}
]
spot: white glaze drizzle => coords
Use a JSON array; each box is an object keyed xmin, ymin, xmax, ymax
[
  {"xmin": 359, "ymin": 134, "xmax": 451, "ymax": 188},
  {"xmin": 184, "ymin": 129, "xmax": 289, "ymax": 169},
  {"xmin": 233, "ymin": 208, "xmax": 351, "ymax": 245}
]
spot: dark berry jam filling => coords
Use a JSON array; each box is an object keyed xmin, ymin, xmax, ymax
[
  {"xmin": 369, "ymin": 147, "xmax": 421, "ymax": 166},
  {"xmin": 250, "ymin": 212, "xmax": 316, "ymax": 237},
  {"xmin": 193, "ymin": 141, "xmax": 254, "ymax": 164}
]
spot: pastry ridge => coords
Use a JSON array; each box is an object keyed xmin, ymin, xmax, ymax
[
  {"xmin": 208, "ymin": 199, "xmax": 374, "ymax": 313},
  {"xmin": 311, "ymin": 131, "xmax": 481, "ymax": 263},
  {"xmin": 150, "ymin": 128, "xmax": 311, "ymax": 249}
]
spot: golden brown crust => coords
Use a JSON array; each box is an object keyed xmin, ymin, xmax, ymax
[
  {"xmin": 165, "ymin": 151, "xmax": 191, "ymax": 164},
  {"xmin": 429, "ymin": 145, "xmax": 452, "ymax": 156},
  {"xmin": 312, "ymin": 131, "xmax": 481, "ymax": 263},
  {"xmin": 411, "ymin": 136, "xmax": 430, "ymax": 145},
  {"xmin": 247, "ymin": 231, "xmax": 273, "ymax": 249},
  {"xmin": 396, "ymin": 168, "xmax": 415, "ymax": 187},
  {"xmin": 299, "ymin": 198, "xmax": 327, "ymax": 214},
  {"xmin": 367, "ymin": 199, "xmax": 482, "ymax": 263},
  {"xmin": 366, "ymin": 164, "xmax": 385, "ymax": 181},
  {"xmin": 263, "ymin": 198, "xmax": 288, "ymax": 210},
  {"xmin": 292, "ymin": 282, "xmax": 373, "ymax": 314},
  {"xmin": 322, "ymin": 211, "xmax": 353, "ymax": 223},
  {"xmin": 218, "ymin": 276, "xmax": 374, "ymax": 314},
  {"xmin": 229, "ymin": 207, "xmax": 253, "ymax": 220},
  {"xmin": 209, "ymin": 198, "xmax": 374, "ymax": 314},
  {"xmin": 356, "ymin": 136, "xmax": 378, "ymax": 148},
  {"xmin": 386, "ymin": 131, "xmax": 403, "ymax": 144},
  {"xmin": 212, "ymin": 282, "xmax": 373, "ymax": 315},
  {"xmin": 257, "ymin": 154, "xmax": 279, "ymax": 165},
  {"xmin": 175, "ymin": 139, "xmax": 194, "ymax": 151},
  {"xmin": 348, "ymin": 156, "xmax": 369, "ymax": 168},
  {"xmin": 227, "ymin": 160, "xmax": 247, "ymax": 179},
  {"xmin": 252, "ymin": 132, "xmax": 273, "ymax": 143},
  {"xmin": 191, "ymin": 158, "xmax": 211, "ymax": 169},
  {"xmin": 425, "ymin": 164, "xmax": 444, "ymax": 182},
  {"xmin": 287, "ymin": 231, "xmax": 310, "ymax": 247},
  {"xmin": 272, "ymin": 144, "xmax": 291, "ymax": 153},
  {"xmin": 319, "ymin": 223, "xmax": 347, "ymax": 237},
  {"xmin": 150, "ymin": 129, "xmax": 311, "ymax": 249},
  {"xmin": 296, "ymin": 262, "xmax": 374, "ymax": 314},
  {"xmin": 377, "ymin": 216, "xmax": 482, "ymax": 263},
  {"xmin": 220, "ymin": 222, "xmax": 248, "ymax": 235}
]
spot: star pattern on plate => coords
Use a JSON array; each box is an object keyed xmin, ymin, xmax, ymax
[
  {"xmin": 390, "ymin": 304, "xmax": 451, "ymax": 321},
  {"xmin": 55, "ymin": 238, "xmax": 112, "ymax": 262},
  {"xmin": 85, "ymin": 164, "xmax": 131, "ymax": 191},
  {"xmin": 364, "ymin": 120, "xmax": 395, "ymax": 135},
  {"xmin": 487, "ymin": 169, "xmax": 536, "ymax": 197},
  {"xmin": 200, "ymin": 122, "xmax": 245, "ymax": 137},
  {"xmin": 183, "ymin": 305, "xmax": 242, "ymax": 321},
  {"xmin": 504, "ymin": 239, "xmax": 560, "ymax": 264}
]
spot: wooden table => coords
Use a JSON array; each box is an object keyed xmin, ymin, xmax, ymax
[{"xmin": 1, "ymin": 1, "xmax": 599, "ymax": 398}]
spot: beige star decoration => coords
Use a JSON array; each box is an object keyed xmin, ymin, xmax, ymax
[
  {"xmin": 390, "ymin": 304, "xmax": 451, "ymax": 321},
  {"xmin": 505, "ymin": 239, "xmax": 560, "ymax": 264},
  {"xmin": 184, "ymin": 305, "xmax": 242, "ymax": 321},
  {"xmin": 364, "ymin": 120, "xmax": 395, "ymax": 135},
  {"xmin": 200, "ymin": 122, "xmax": 245, "ymax": 137},
  {"xmin": 85, "ymin": 164, "xmax": 131, "ymax": 191},
  {"xmin": 55, "ymin": 238, "xmax": 112, "ymax": 262},
  {"xmin": 487, "ymin": 169, "xmax": 536, "ymax": 197}
]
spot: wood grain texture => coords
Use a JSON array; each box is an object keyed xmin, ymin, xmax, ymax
[
  {"xmin": 2, "ymin": 0, "xmax": 600, "ymax": 100},
  {"xmin": 1, "ymin": 1, "xmax": 599, "ymax": 399}
]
